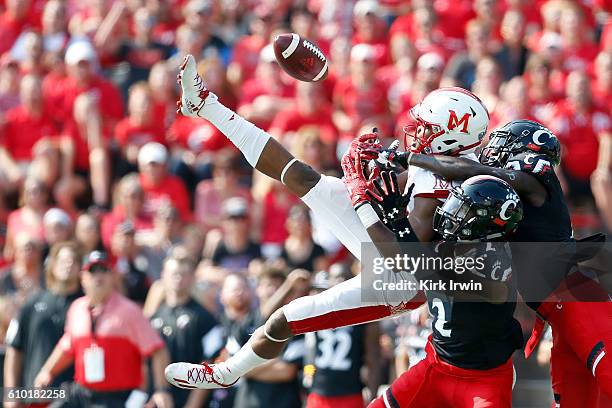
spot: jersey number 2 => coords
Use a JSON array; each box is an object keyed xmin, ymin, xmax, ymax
[{"xmin": 431, "ymin": 297, "xmax": 452, "ymax": 338}]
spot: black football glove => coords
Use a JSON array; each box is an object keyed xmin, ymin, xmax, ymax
[{"xmin": 367, "ymin": 171, "xmax": 414, "ymax": 228}]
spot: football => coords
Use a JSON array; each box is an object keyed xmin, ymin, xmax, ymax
[{"xmin": 273, "ymin": 33, "xmax": 328, "ymax": 82}]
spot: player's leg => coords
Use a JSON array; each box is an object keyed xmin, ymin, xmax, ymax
[
  {"xmin": 165, "ymin": 274, "xmax": 424, "ymax": 389},
  {"xmin": 550, "ymin": 300, "xmax": 612, "ymax": 404},
  {"xmin": 452, "ymin": 362, "xmax": 514, "ymax": 408}
]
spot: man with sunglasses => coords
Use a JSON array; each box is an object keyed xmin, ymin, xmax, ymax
[{"xmin": 35, "ymin": 251, "xmax": 173, "ymax": 408}]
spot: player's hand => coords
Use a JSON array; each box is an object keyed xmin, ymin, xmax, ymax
[
  {"xmin": 367, "ymin": 171, "xmax": 414, "ymax": 226},
  {"xmin": 341, "ymin": 134, "xmax": 381, "ymax": 208}
]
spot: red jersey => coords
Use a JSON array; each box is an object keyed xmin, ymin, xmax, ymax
[
  {"xmin": 100, "ymin": 208, "xmax": 154, "ymax": 250},
  {"xmin": 58, "ymin": 292, "xmax": 164, "ymax": 391},
  {"xmin": 269, "ymin": 105, "xmax": 338, "ymax": 143},
  {"xmin": 0, "ymin": 12, "xmax": 27, "ymax": 54},
  {"xmin": 1, "ymin": 106, "xmax": 57, "ymax": 161},
  {"xmin": 140, "ymin": 173, "xmax": 192, "ymax": 221},
  {"xmin": 549, "ymin": 100, "xmax": 611, "ymax": 180},
  {"xmin": 562, "ymin": 43, "xmax": 599, "ymax": 73},
  {"xmin": 238, "ymin": 79, "xmax": 295, "ymax": 130},
  {"xmin": 114, "ymin": 117, "xmax": 166, "ymax": 149}
]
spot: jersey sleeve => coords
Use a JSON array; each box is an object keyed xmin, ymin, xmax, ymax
[
  {"xmin": 505, "ymin": 153, "xmax": 555, "ymax": 187},
  {"xmin": 129, "ymin": 306, "xmax": 165, "ymax": 356}
]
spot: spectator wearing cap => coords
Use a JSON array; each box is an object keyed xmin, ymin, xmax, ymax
[
  {"xmin": 237, "ymin": 44, "xmax": 295, "ymax": 131},
  {"xmin": 442, "ymin": 19, "xmax": 492, "ymax": 89},
  {"xmin": 110, "ymin": 221, "xmax": 153, "ymax": 302},
  {"xmin": 150, "ymin": 253, "xmax": 221, "ymax": 408},
  {"xmin": 269, "ymin": 81, "xmax": 338, "ymax": 144},
  {"xmin": 43, "ymin": 208, "xmax": 74, "ymax": 253},
  {"xmin": 101, "ymin": 173, "xmax": 153, "ymax": 250},
  {"xmin": 227, "ymin": 5, "xmax": 279, "ymax": 88},
  {"xmin": 0, "ymin": 75, "xmax": 57, "ymax": 180},
  {"xmin": 138, "ymin": 142, "xmax": 192, "ymax": 222},
  {"xmin": 396, "ymin": 52, "xmax": 444, "ymax": 116},
  {"xmin": 5, "ymin": 178, "xmax": 49, "ymax": 260},
  {"xmin": 352, "ymin": 0, "xmax": 391, "ymax": 66},
  {"xmin": 333, "ymin": 44, "xmax": 391, "ymax": 142},
  {"xmin": 194, "ymin": 152, "xmax": 252, "ymax": 232},
  {"xmin": 3, "ymin": 241, "xmax": 83, "ymax": 408},
  {"xmin": 548, "ymin": 70, "xmax": 611, "ymax": 208},
  {"xmin": 52, "ymin": 42, "xmax": 120, "ymax": 209},
  {"xmin": 34, "ymin": 250, "xmax": 173, "ymax": 408},
  {"xmin": 494, "ymin": 10, "xmax": 529, "ymax": 81},
  {"xmin": 279, "ymin": 205, "xmax": 327, "ymax": 273},
  {"xmin": 201, "ymin": 197, "xmax": 261, "ymax": 275},
  {"xmin": 114, "ymin": 82, "xmax": 167, "ymax": 177}
]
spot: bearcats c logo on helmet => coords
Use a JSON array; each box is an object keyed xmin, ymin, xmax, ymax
[
  {"xmin": 500, "ymin": 198, "xmax": 519, "ymax": 221},
  {"xmin": 447, "ymin": 110, "xmax": 471, "ymax": 133}
]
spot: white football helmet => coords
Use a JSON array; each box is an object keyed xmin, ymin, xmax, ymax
[{"xmin": 404, "ymin": 87, "xmax": 489, "ymax": 155}]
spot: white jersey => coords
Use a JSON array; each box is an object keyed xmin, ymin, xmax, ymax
[{"xmin": 405, "ymin": 153, "xmax": 478, "ymax": 212}]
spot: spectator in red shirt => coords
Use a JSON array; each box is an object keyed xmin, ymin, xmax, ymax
[
  {"xmin": 270, "ymin": 81, "xmax": 337, "ymax": 144},
  {"xmin": 1, "ymin": 74, "xmax": 57, "ymax": 182},
  {"xmin": 559, "ymin": 6, "xmax": 598, "ymax": 73},
  {"xmin": 0, "ymin": 56, "xmax": 21, "ymax": 116},
  {"xmin": 58, "ymin": 41, "xmax": 123, "ymax": 208},
  {"xmin": 352, "ymin": 0, "xmax": 391, "ymax": 66},
  {"xmin": 34, "ymin": 250, "xmax": 172, "ymax": 408},
  {"xmin": 5, "ymin": 178, "xmax": 49, "ymax": 261},
  {"xmin": 473, "ymin": 0, "xmax": 503, "ymax": 49},
  {"xmin": 237, "ymin": 44, "xmax": 295, "ymax": 131},
  {"xmin": 149, "ymin": 61, "xmax": 179, "ymax": 130},
  {"xmin": 548, "ymin": 70, "xmax": 612, "ymax": 204},
  {"xmin": 333, "ymin": 44, "xmax": 391, "ymax": 142},
  {"xmin": 138, "ymin": 142, "xmax": 192, "ymax": 222},
  {"xmin": 409, "ymin": 6, "xmax": 452, "ymax": 61},
  {"xmin": 115, "ymin": 82, "xmax": 166, "ymax": 177},
  {"xmin": 101, "ymin": 173, "xmax": 153, "ymax": 250},
  {"xmin": 227, "ymin": 6, "xmax": 278, "ymax": 89},
  {"xmin": 592, "ymin": 51, "xmax": 611, "ymax": 112}
]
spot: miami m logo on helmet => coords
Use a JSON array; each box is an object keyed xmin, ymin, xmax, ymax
[{"xmin": 447, "ymin": 110, "xmax": 471, "ymax": 133}]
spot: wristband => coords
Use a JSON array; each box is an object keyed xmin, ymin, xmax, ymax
[
  {"xmin": 356, "ymin": 203, "xmax": 380, "ymax": 229},
  {"xmin": 390, "ymin": 217, "xmax": 420, "ymax": 242}
]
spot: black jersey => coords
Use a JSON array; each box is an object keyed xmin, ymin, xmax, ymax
[
  {"xmin": 427, "ymin": 244, "xmax": 523, "ymax": 370},
  {"xmin": 305, "ymin": 325, "xmax": 365, "ymax": 397},
  {"xmin": 505, "ymin": 154, "xmax": 575, "ymax": 307},
  {"xmin": 6, "ymin": 289, "xmax": 82, "ymax": 389}
]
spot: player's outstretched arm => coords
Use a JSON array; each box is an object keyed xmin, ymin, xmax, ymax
[
  {"xmin": 406, "ymin": 153, "xmax": 547, "ymax": 206},
  {"xmin": 177, "ymin": 54, "xmax": 320, "ymax": 197}
]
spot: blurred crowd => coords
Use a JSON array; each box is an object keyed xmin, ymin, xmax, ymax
[{"xmin": 0, "ymin": 0, "xmax": 610, "ymax": 406}]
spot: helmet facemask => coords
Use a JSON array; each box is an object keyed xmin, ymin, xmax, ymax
[
  {"xmin": 433, "ymin": 188, "xmax": 475, "ymax": 241},
  {"xmin": 403, "ymin": 107, "xmax": 445, "ymax": 154},
  {"xmin": 479, "ymin": 130, "xmax": 515, "ymax": 167}
]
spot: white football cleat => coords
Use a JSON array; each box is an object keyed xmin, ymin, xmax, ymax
[
  {"xmin": 165, "ymin": 362, "xmax": 238, "ymax": 390},
  {"xmin": 177, "ymin": 54, "xmax": 218, "ymax": 118}
]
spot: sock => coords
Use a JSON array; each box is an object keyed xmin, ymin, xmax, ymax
[
  {"xmin": 201, "ymin": 101, "xmax": 270, "ymax": 167},
  {"xmin": 218, "ymin": 340, "xmax": 269, "ymax": 383}
]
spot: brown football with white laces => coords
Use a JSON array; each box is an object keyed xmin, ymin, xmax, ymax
[{"xmin": 273, "ymin": 33, "xmax": 328, "ymax": 82}]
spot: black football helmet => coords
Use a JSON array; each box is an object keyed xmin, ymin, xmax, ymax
[
  {"xmin": 433, "ymin": 176, "xmax": 523, "ymax": 241},
  {"xmin": 480, "ymin": 119, "xmax": 561, "ymax": 168}
]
